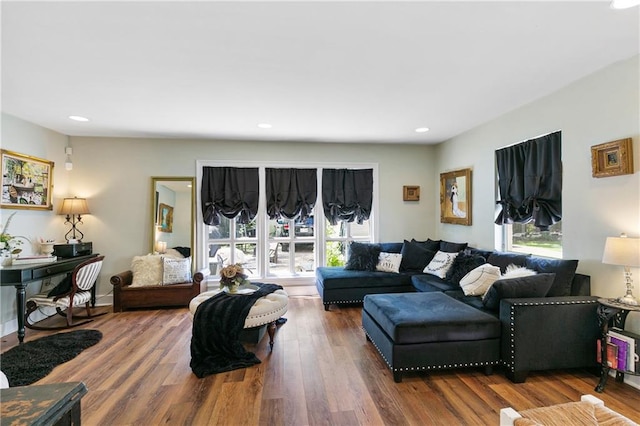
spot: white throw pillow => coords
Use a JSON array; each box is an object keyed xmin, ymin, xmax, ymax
[
  {"xmin": 459, "ymin": 264, "xmax": 502, "ymax": 296},
  {"xmin": 376, "ymin": 252, "xmax": 403, "ymax": 273},
  {"xmin": 131, "ymin": 255, "xmax": 163, "ymax": 287},
  {"xmin": 163, "ymin": 257, "xmax": 192, "ymax": 285},
  {"xmin": 423, "ymin": 251, "xmax": 459, "ymax": 279},
  {"xmin": 502, "ymin": 264, "xmax": 538, "ymax": 279}
]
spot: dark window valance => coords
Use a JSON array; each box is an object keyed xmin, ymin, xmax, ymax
[
  {"xmin": 201, "ymin": 167, "xmax": 259, "ymax": 225},
  {"xmin": 495, "ymin": 131, "xmax": 562, "ymax": 231},
  {"xmin": 266, "ymin": 168, "xmax": 317, "ymax": 220},
  {"xmin": 322, "ymin": 169, "xmax": 373, "ymax": 225}
]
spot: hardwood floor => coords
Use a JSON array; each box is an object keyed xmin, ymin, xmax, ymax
[{"xmin": 2, "ymin": 295, "xmax": 640, "ymax": 425}]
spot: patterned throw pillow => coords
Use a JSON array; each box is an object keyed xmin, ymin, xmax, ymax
[
  {"xmin": 162, "ymin": 257, "xmax": 192, "ymax": 285},
  {"xmin": 423, "ymin": 251, "xmax": 459, "ymax": 279},
  {"xmin": 459, "ymin": 264, "xmax": 502, "ymax": 296},
  {"xmin": 131, "ymin": 255, "xmax": 163, "ymax": 287},
  {"xmin": 376, "ymin": 252, "xmax": 403, "ymax": 273}
]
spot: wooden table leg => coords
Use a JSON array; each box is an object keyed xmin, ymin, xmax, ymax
[{"xmin": 268, "ymin": 321, "xmax": 277, "ymax": 351}]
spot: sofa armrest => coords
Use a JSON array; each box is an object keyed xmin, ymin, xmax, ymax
[
  {"xmin": 193, "ymin": 267, "xmax": 210, "ymax": 284},
  {"xmin": 110, "ymin": 270, "xmax": 133, "ymax": 288},
  {"xmin": 499, "ymin": 296, "xmax": 600, "ymax": 383}
]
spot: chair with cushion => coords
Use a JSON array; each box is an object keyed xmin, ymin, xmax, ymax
[
  {"xmin": 25, "ymin": 255, "xmax": 106, "ymax": 330},
  {"xmin": 110, "ymin": 251, "xmax": 209, "ymax": 312}
]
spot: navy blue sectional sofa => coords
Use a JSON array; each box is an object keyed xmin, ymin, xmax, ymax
[{"xmin": 315, "ymin": 239, "xmax": 600, "ymax": 382}]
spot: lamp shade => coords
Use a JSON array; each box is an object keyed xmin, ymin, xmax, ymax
[
  {"xmin": 58, "ymin": 197, "xmax": 90, "ymax": 215},
  {"xmin": 602, "ymin": 236, "xmax": 640, "ymax": 267}
]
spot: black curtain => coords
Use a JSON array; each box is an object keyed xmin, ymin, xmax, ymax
[
  {"xmin": 201, "ymin": 167, "xmax": 259, "ymax": 225},
  {"xmin": 322, "ymin": 169, "xmax": 373, "ymax": 225},
  {"xmin": 266, "ymin": 168, "xmax": 317, "ymax": 220},
  {"xmin": 495, "ymin": 131, "xmax": 562, "ymax": 231}
]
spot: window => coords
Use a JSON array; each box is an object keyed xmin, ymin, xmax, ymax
[
  {"xmin": 495, "ymin": 131, "xmax": 563, "ymax": 258},
  {"xmin": 198, "ymin": 162, "xmax": 377, "ymax": 282}
]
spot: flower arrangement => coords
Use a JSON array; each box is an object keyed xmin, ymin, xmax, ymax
[
  {"xmin": 219, "ymin": 263, "xmax": 250, "ymax": 291},
  {"xmin": 0, "ymin": 212, "xmax": 23, "ymax": 255}
]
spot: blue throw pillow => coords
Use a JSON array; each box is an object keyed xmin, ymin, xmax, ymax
[
  {"xmin": 345, "ymin": 242, "xmax": 382, "ymax": 271},
  {"xmin": 444, "ymin": 251, "xmax": 487, "ymax": 285},
  {"xmin": 525, "ymin": 257, "xmax": 578, "ymax": 297},
  {"xmin": 439, "ymin": 240, "xmax": 468, "ymax": 253},
  {"xmin": 482, "ymin": 273, "xmax": 555, "ymax": 310},
  {"xmin": 411, "ymin": 238, "xmax": 441, "ymax": 253},
  {"xmin": 400, "ymin": 240, "xmax": 436, "ymax": 272}
]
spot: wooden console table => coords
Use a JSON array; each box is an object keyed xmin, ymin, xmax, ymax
[
  {"xmin": 1, "ymin": 381, "xmax": 88, "ymax": 425},
  {"xmin": 0, "ymin": 254, "xmax": 98, "ymax": 343}
]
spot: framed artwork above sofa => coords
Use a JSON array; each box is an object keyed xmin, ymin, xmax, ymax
[{"xmin": 440, "ymin": 168, "xmax": 472, "ymax": 226}]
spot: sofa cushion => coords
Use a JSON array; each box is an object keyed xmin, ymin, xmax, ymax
[
  {"xmin": 131, "ymin": 254, "xmax": 163, "ymax": 287},
  {"xmin": 162, "ymin": 257, "xmax": 192, "ymax": 285},
  {"xmin": 345, "ymin": 242, "xmax": 381, "ymax": 271},
  {"xmin": 411, "ymin": 273, "xmax": 458, "ymax": 293},
  {"xmin": 400, "ymin": 240, "xmax": 436, "ymax": 272},
  {"xmin": 482, "ymin": 273, "xmax": 555, "ymax": 310},
  {"xmin": 487, "ymin": 252, "xmax": 531, "ymax": 273},
  {"xmin": 423, "ymin": 250, "xmax": 458, "ymax": 278},
  {"xmin": 445, "ymin": 251, "xmax": 487, "ymax": 285},
  {"xmin": 411, "ymin": 238, "xmax": 441, "ymax": 252},
  {"xmin": 439, "ymin": 240, "xmax": 468, "ymax": 253},
  {"xmin": 379, "ymin": 242, "xmax": 403, "ymax": 254},
  {"xmin": 468, "ymin": 247, "xmax": 494, "ymax": 261},
  {"xmin": 525, "ymin": 257, "xmax": 579, "ymax": 297},
  {"xmin": 459, "ymin": 263, "xmax": 502, "ymax": 296},
  {"xmin": 376, "ymin": 252, "xmax": 402, "ymax": 273},
  {"xmin": 316, "ymin": 266, "xmax": 414, "ymax": 290}
]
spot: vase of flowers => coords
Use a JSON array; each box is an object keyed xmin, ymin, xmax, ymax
[
  {"xmin": 219, "ymin": 263, "xmax": 250, "ymax": 293},
  {"xmin": 0, "ymin": 212, "xmax": 23, "ymax": 266}
]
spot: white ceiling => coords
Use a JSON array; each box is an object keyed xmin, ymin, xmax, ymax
[{"xmin": 2, "ymin": 1, "xmax": 638, "ymax": 145}]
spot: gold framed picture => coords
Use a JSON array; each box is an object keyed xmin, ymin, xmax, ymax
[
  {"xmin": 403, "ymin": 185, "xmax": 420, "ymax": 201},
  {"xmin": 158, "ymin": 203, "xmax": 174, "ymax": 233},
  {"xmin": 591, "ymin": 138, "xmax": 633, "ymax": 178},
  {"xmin": 1, "ymin": 149, "xmax": 54, "ymax": 210},
  {"xmin": 440, "ymin": 168, "xmax": 472, "ymax": 226}
]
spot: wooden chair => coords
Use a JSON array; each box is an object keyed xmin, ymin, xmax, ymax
[{"xmin": 25, "ymin": 255, "xmax": 106, "ymax": 330}]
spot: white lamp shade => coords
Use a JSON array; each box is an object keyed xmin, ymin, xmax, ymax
[
  {"xmin": 602, "ymin": 236, "xmax": 640, "ymax": 267},
  {"xmin": 58, "ymin": 197, "xmax": 90, "ymax": 215}
]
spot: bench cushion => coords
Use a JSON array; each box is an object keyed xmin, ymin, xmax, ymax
[
  {"xmin": 362, "ymin": 292, "xmax": 500, "ymax": 345},
  {"xmin": 316, "ymin": 267, "xmax": 414, "ymax": 290}
]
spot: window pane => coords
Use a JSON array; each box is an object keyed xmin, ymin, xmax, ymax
[
  {"xmin": 511, "ymin": 222, "xmax": 562, "ymax": 258},
  {"xmin": 350, "ymin": 219, "xmax": 370, "ymax": 238},
  {"xmin": 268, "ymin": 241, "xmax": 290, "ymax": 276},
  {"xmin": 294, "ymin": 242, "xmax": 315, "ymax": 273},
  {"xmin": 208, "ymin": 217, "xmax": 230, "ymax": 239},
  {"xmin": 294, "ymin": 215, "xmax": 314, "ymax": 237},
  {"xmin": 236, "ymin": 243, "xmax": 257, "ymax": 276},
  {"xmin": 326, "ymin": 241, "xmax": 345, "ymax": 266},
  {"xmin": 209, "ymin": 243, "xmax": 230, "ymax": 275},
  {"xmin": 325, "ymin": 219, "xmax": 345, "ymax": 238},
  {"xmin": 236, "ymin": 218, "xmax": 256, "ymax": 238}
]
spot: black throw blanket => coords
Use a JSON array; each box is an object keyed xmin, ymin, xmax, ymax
[{"xmin": 190, "ymin": 283, "xmax": 283, "ymax": 378}]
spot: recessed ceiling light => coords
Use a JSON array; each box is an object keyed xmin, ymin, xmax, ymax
[
  {"xmin": 415, "ymin": 127, "xmax": 430, "ymax": 133},
  {"xmin": 68, "ymin": 115, "xmax": 89, "ymax": 122},
  {"xmin": 257, "ymin": 123, "xmax": 272, "ymax": 129}
]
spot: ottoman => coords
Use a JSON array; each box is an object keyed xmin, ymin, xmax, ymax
[
  {"xmin": 362, "ymin": 292, "xmax": 501, "ymax": 382},
  {"xmin": 190, "ymin": 287, "xmax": 288, "ymax": 349}
]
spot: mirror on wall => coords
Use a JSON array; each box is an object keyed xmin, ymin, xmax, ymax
[{"xmin": 151, "ymin": 177, "xmax": 195, "ymax": 266}]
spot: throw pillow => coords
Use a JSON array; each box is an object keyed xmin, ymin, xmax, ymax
[
  {"xmin": 345, "ymin": 242, "xmax": 382, "ymax": 271},
  {"xmin": 439, "ymin": 240, "xmax": 468, "ymax": 253},
  {"xmin": 423, "ymin": 250, "xmax": 459, "ymax": 279},
  {"xmin": 162, "ymin": 257, "xmax": 192, "ymax": 285},
  {"xmin": 482, "ymin": 273, "xmax": 556, "ymax": 310},
  {"xmin": 459, "ymin": 264, "xmax": 502, "ymax": 296},
  {"xmin": 376, "ymin": 252, "xmax": 403, "ymax": 273},
  {"xmin": 400, "ymin": 240, "xmax": 436, "ymax": 272},
  {"xmin": 525, "ymin": 257, "xmax": 579, "ymax": 297},
  {"xmin": 411, "ymin": 238, "xmax": 441, "ymax": 253},
  {"xmin": 445, "ymin": 251, "xmax": 487, "ymax": 285},
  {"xmin": 47, "ymin": 273, "xmax": 73, "ymax": 297},
  {"xmin": 131, "ymin": 254, "xmax": 163, "ymax": 287},
  {"xmin": 502, "ymin": 264, "xmax": 538, "ymax": 279}
]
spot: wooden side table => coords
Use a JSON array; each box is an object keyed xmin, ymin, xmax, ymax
[
  {"xmin": 1, "ymin": 381, "xmax": 88, "ymax": 425},
  {"xmin": 595, "ymin": 298, "xmax": 640, "ymax": 393}
]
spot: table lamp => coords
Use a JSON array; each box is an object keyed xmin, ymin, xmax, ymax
[
  {"xmin": 602, "ymin": 234, "xmax": 640, "ymax": 306},
  {"xmin": 59, "ymin": 197, "xmax": 90, "ymax": 243}
]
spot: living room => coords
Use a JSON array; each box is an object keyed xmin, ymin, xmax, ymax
[{"xmin": 1, "ymin": 1, "xmax": 639, "ymax": 422}]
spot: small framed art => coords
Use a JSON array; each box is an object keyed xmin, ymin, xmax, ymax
[
  {"xmin": 440, "ymin": 168, "xmax": 472, "ymax": 226},
  {"xmin": 1, "ymin": 149, "xmax": 54, "ymax": 210},
  {"xmin": 403, "ymin": 185, "xmax": 420, "ymax": 201},
  {"xmin": 158, "ymin": 203, "xmax": 174, "ymax": 233},
  {"xmin": 591, "ymin": 138, "xmax": 634, "ymax": 178}
]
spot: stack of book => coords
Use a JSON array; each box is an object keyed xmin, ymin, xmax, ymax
[
  {"xmin": 12, "ymin": 255, "xmax": 57, "ymax": 265},
  {"xmin": 597, "ymin": 328, "xmax": 640, "ymax": 372}
]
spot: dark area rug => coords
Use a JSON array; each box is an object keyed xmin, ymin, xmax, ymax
[{"xmin": 1, "ymin": 329, "xmax": 102, "ymax": 387}]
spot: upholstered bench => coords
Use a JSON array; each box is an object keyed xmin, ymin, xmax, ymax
[
  {"xmin": 362, "ymin": 292, "xmax": 501, "ymax": 382},
  {"xmin": 189, "ymin": 287, "xmax": 289, "ymax": 349}
]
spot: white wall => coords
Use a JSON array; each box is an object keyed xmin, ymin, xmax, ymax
[{"xmin": 435, "ymin": 55, "xmax": 640, "ymax": 387}]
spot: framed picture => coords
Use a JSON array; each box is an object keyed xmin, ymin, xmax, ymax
[
  {"xmin": 1, "ymin": 149, "xmax": 54, "ymax": 210},
  {"xmin": 440, "ymin": 168, "xmax": 472, "ymax": 226},
  {"xmin": 403, "ymin": 185, "xmax": 420, "ymax": 201},
  {"xmin": 591, "ymin": 138, "xmax": 634, "ymax": 178},
  {"xmin": 158, "ymin": 203, "xmax": 174, "ymax": 233}
]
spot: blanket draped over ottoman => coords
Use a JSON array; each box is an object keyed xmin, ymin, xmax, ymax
[{"xmin": 190, "ymin": 283, "xmax": 282, "ymax": 378}]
